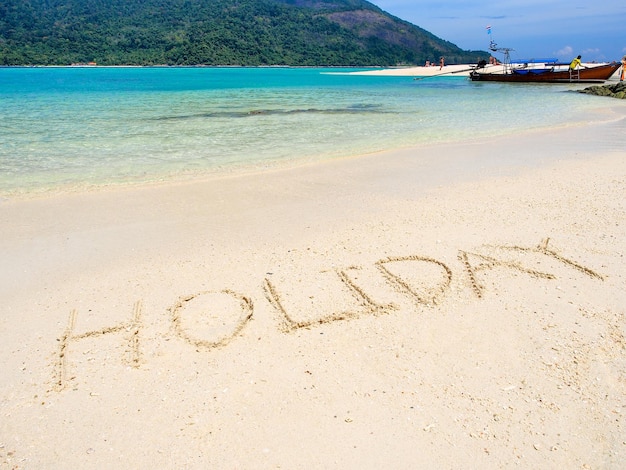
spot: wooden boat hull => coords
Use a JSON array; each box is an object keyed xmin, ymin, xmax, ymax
[{"xmin": 469, "ymin": 62, "xmax": 620, "ymax": 83}]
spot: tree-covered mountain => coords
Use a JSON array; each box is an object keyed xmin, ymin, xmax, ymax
[{"xmin": 0, "ymin": 0, "xmax": 489, "ymax": 66}]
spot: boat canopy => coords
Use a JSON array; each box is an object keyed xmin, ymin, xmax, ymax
[{"xmin": 511, "ymin": 58, "xmax": 558, "ymax": 64}]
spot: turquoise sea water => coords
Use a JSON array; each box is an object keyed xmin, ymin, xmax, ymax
[{"xmin": 0, "ymin": 67, "xmax": 616, "ymax": 195}]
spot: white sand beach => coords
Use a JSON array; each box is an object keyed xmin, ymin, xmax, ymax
[
  {"xmin": 1, "ymin": 112, "xmax": 625, "ymax": 468},
  {"xmin": 346, "ymin": 64, "xmax": 479, "ymax": 76}
]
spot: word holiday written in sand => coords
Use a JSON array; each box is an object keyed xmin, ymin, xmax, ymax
[{"xmin": 54, "ymin": 239, "xmax": 603, "ymax": 391}]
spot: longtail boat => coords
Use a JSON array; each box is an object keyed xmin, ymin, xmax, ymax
[
  {"xmin": 470, "ymin": 33, "xmax": 621, "ymax": 83},
  {"xmin": 469, "ymin": 60, "xmax": 621, "ymax": 83}
]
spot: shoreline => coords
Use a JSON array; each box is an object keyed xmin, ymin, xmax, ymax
[
  {"xmin": 4, "ymin": 67, "xmax": 623, "ymax": 201},
  {"xmin": 2, "ymin": 105, "xmax": 624, "ymax": 203},
  {"xmin": 1, "ymin": 116, "xmax": 625, "ymax": 468}
]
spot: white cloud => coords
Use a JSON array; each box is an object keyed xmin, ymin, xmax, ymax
[
  {"xmin": 556, "ymin": 46, "xmax": 573, "ymax": 57},
  {"xmin": 582, "ymin": 48, "xmax": 601, "ymax": 56}
]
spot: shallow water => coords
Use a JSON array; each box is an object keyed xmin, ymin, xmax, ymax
[{"xmin": 0, "ymin": 67, "xmax": 618, "ymax": 195}]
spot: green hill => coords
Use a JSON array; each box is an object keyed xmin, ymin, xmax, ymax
[{"xmin": 0, "ymin": 0, "xmax": 489, "ymax": 66}]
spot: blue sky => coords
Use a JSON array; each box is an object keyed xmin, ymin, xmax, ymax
[{"xmin": 370, "ymin": 1, "xmax": 626, "ymax": 62}]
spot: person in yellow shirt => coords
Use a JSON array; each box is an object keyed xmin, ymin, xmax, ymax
[
  {"xmin": 569, "ymin": 55, "xmax": 583, "ymax": 70},
  {"xmin": 621, "ymin": 55, "xmax": 626, "ymax": 81}
]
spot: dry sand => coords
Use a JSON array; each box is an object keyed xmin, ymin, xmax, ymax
[{"xmin": 1, "ymin": 112, "xmax": 625, "ymax": 469}]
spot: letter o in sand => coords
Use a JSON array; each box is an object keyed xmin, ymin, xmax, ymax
[{"xmin": 171, "ymin": 290, "xmax": 253, "ymax": 349}]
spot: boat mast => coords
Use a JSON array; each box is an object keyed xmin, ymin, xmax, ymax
[{"xmin": 487, "ymin": 27, "xmax": 514, "ymax": 73}]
